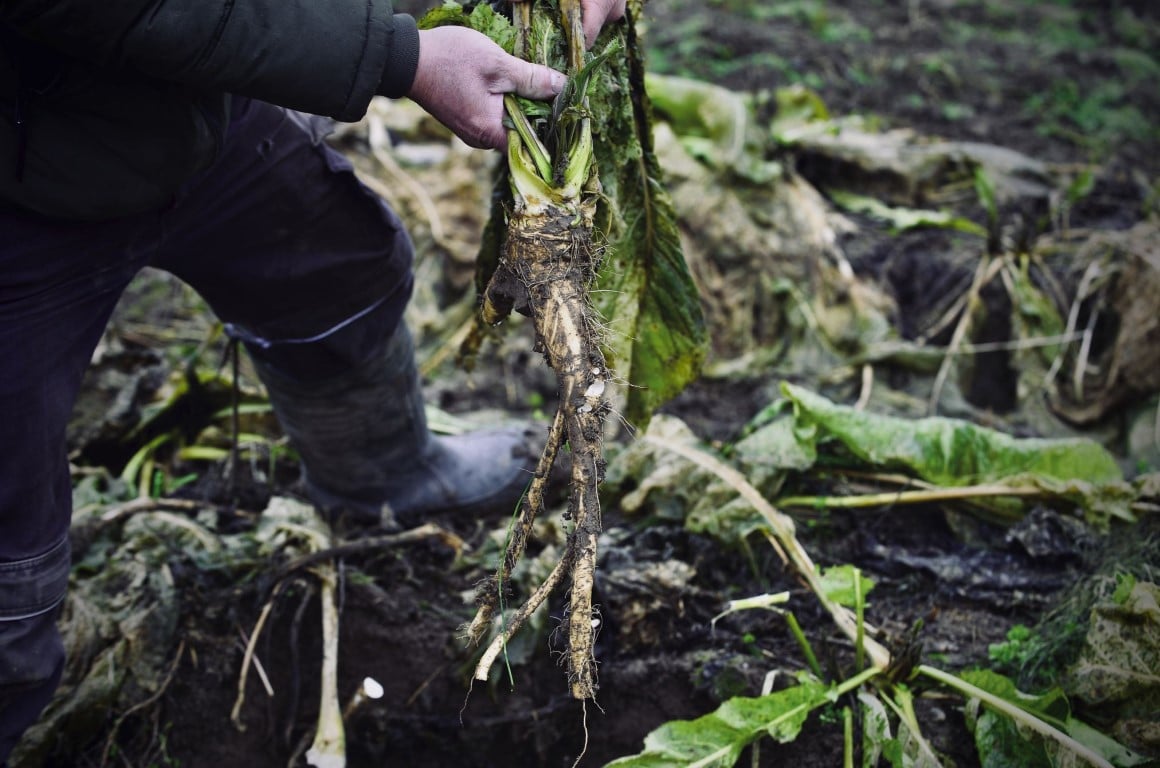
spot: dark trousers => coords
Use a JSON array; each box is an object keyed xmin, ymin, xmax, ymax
[{"xmin": 0, "ymin": 97, "xmax": 414, "ymax": 763}]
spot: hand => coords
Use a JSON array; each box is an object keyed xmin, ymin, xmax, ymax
[
  {"xmin": 511, "ymin": 0, "xmax": 626, "ymax": 49},
  {"xmin": 408, "ymin": 26, "xmax": 566, "ymax": 150}
]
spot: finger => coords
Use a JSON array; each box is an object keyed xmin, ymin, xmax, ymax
[
  {"xmin": 583, "ymin": 19, "xmax": 600, "ymax": 49},
  {"xmin": 479, "ymin": 96, "xmax": 513, "ymax": 151},
  {"xmin": 583, "ymin": 0, "xmax": 626, "ymax": 48},
  {"xmin": 505, "ymin": 60, "xmax": 567, "ymax": 100}
]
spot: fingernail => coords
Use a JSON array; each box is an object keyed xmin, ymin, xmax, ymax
[{"xmin": 551, "ymin": 71, "xmax": 567, "ymax": 92}]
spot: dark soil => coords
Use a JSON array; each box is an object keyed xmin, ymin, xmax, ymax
[
  {"xmin": 36, "ymin": 2, "xmax": 1158, "ymax": 768},
  {"xmin": 646, "ymin": 0, "xmax": 1159, "ymax": 177}
]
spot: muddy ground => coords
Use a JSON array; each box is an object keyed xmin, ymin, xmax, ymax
[{"xmin": 22, "ymin": 1, "xmax": 1160, "ymax": 767}]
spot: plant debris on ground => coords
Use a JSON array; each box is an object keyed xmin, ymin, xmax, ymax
[{"xmin": 13, "ymin": 1, "xmax": 1160, "ymax": 767}]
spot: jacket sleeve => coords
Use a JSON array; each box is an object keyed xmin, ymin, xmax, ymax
[{"xmin": 0, "ymin": 0, "xmax": 419, "ymax": 121}]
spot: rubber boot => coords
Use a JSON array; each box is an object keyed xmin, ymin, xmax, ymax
[{"xmin": 253, "ymin": 322, "xmax": 535, "ymax": 530}]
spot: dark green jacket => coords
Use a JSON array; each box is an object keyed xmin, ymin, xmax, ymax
[{"xmin": 0, "ymin": 0, "xmax": 419, "ymax": 220}]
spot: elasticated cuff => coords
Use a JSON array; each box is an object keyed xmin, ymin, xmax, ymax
[{"xmin": 377, "ymin": 13, "xmax": 420, "ymax": 98}]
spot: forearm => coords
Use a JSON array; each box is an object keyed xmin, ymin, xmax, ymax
[{"xmin": 1, "ymin": 0, "xmax": 419, "ymax": 121}]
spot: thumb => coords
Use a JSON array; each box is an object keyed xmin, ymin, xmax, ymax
[{"xmin": 503, "ymin": 58, "xmax": 567, "ymax": 100}]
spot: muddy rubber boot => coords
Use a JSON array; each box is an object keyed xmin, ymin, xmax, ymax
[{"xmin": 253, "ymin": 322, "xmax": 535, "ymax": 530}]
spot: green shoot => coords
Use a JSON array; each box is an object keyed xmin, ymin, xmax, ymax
[
  {"xmin": 785, "ymin": 611, "xmax": 824, "ymax": 679},
  {"xmin": 504, "ymin": 93, "xmax": 553, "ymax": 183}
]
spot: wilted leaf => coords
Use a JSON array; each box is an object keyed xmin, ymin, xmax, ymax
[
  {"xmin": 1066, "ymin": 580, "xmax": 1160, "ymax": 756},
  {"xmin": 860, "ymin": 692, "xmax": 893, "ymax": 768},
  {"xmin": 828, "ymin": 189, "xmax": 987, "ymax": 236},
  {"xmin": 449, "ymin": 3, "xmax": 708, "ymax": 431},
  {"xmin": 741, "ymin": 383, "xmax": 1134, "ymax": 525},
  {"xmin": 604, "ymin": 415, "xmax": 766, "ymax": 544},
  {"xmin": 732, "ymin": 405, "xmax": 816, "ymax": 488},
  {"xmin": 781, "ymin": 383, "xmax": 1122, "ymax": 487},
  {"xmin": 1047, "ymin": 222, "xmax": 1160, "ymax": 425},
  {"xmin": 645, "ymin": 73, "xmax": 777, "ymax": 183}
]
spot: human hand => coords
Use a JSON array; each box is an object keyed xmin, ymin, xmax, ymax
[
  {"xmin": 510, "ymin": 0, "xmax": 626, "ymax": 49},
  {"xmin": 407, "ymin": 26, "xmax": 566, "ymax": 150}
]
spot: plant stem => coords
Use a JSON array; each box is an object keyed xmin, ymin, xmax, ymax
[
  {"xmin": 785, "ymin": 611, "xmax": 823, "ymax": 679},
  {"xmin": 779, "ymin": 484, "xmax": 1043, "ymax": 510},
  {"xmin": 559, "ymin": 0, "xmax": 585, "ymax": 72},
  {"xmin": 843, "ymin": 705, "xmax": 854, "ymax": 768},
  {"xmin": 881, "ymin": 684, "xmax": 942, "ymax": 766},
  {"xmin": 917, "ymin": 665, "xmax": 1114, "ymax": 768},
  {"xmin": 854, "ymin": 567, "xmax": 865, "ymax": 673},
  {"xmin": 504, "ymin": 94, "xmax": 553, "ymax": 182}
]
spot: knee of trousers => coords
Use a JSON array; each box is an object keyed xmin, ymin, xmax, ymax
[{"xmin": 232, "ymin": 276, "xmax": 412, "ymax": 384}]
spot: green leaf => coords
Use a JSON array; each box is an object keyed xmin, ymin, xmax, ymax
[
  {"xmin": 975, "ymin": 166, "xmax": 999, "ymax": 227},
  {"xmin": 959, "ymin": 668, "xmax": 1156, "ymax": 768},
  {"xmin": 418, "ymin": 2, "xmax": 516, "ymax": 54},
  {"xmin": 960, "ymin": 670, "xmax": 1072, "ymax": 723},
  {"xmin": 586, "ymin": 30, "xmax": 707, "ymax": 429},
  {"xmin": 1063, "ymin": 169, "xmax": 1096, "ymax": 209},
  {"xmin": 1111, "ymin": 573, "xmax": 1138, "ymax": 605},
  {"xmin": 817, "ymin": 564, "xmax": 875, "ymax": 608},
  {"xmin": 961, "ymin": 670, "xmax": 1063, "ymax": 768},
  {"xmin": 604, "ymin": 680, "xmax": 831, "ymax": 767},
  {"xmin": 756, "ymin": 383, "xmax": 1133, "ymax": 525},
  {"xmin": 968, "ymin": 706, "xmax": 1052, "ymax": 768},
  {"xmin": 784, "ymin": 382, "xmax": 1124, "ymax": 486},
  {"xmin": 770, "ymin": 84, "xmax": 831, "ymax": 137},
  {"xmin": 1005, "ymin": 255, "xmax": 1067, "ymax": 365}
]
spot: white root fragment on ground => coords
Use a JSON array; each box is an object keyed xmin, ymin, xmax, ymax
[{"xmin": 305, "ymin": 558, "xmax": 345, "ymax": 768}]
